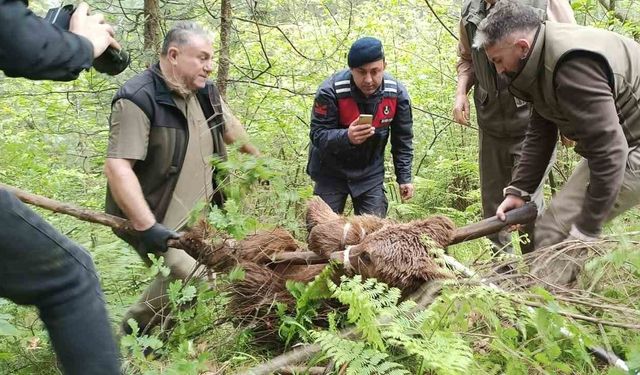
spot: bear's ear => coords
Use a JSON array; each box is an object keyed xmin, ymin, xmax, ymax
[
  {"xmin": 418, "ymin": 216, "xmax": 455, "ymax": 247},
  {"xmin": 424, "ymin": 216, "xmax": 455, "ymax": 233},
  {"xmin": 305, "ymin": 196, "xmax": 340, "ymax": 231}
]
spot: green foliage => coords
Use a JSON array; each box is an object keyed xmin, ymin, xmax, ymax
[
  {"xmin": 211, "ymin": 149, "xmax": 313, "ymax": 236},
  {"xmin": 0, "ymin": 300, "xmax": 17, "ymax": 337},
  {"xmin": 168, "ymin": 281, "xmax": 198, "ymax": 307},
  {"xmin": 147, "ymin": 253, "xmax": 170, "ymax": 278},
  {"xmin": 302, "ymin": 273, "xmax": 635, "ymax": 375},
  {"xmin": 329, "ymin": 275, "xmax": 402, "ymax": 350},
  {"xmin": 428, "ymin": 284, "xmax": 605, "ymax": 374},
  {"xmin": 207, "ymin": 199, "xmax": 258, "ymax": 240},
  {"xmin": 228, "ymin": 265, "xmax": 247, "ymax": 282},
  {"xmin": 309, "ymin": 276, "xmax": 474, "ymax": 374},
  {"xmin": 315, "ymin": 332, "xmax": 410, "ymax": 375},
  {"xmin": 121, "ymin": 319, "xmax": 165, "ymax": 361},
  {"xmin": 277, "ymin": 265, "xmax": 334, "ymax": 347},
  {"xmin": 208, "ymin": 151, "xmax": 310, "ymax": 238},
  {"xmin": 121, "ymin": 260, "xmax": 236, "ymax": 374},
  {"xmin": 0, "ymin": 315, "xmax": 17, "ymax": 337},
  {"xmin": 1, "ymin": 0, "xmax": 640, "ymax": 373}
]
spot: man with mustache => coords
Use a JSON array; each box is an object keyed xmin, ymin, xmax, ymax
[
  {"xmin": 307, "ymin": 37, "xmax": 414, "ymax": 218},
  {"xmin": 453, "ymin": 0, "xmax": 574, "ymax": 255},
  {"xmin": 104, "ymin": 21, "xmax": 259, "ymax": 335},
  {"xmin": 474, "ymin": 0, "xmax": 640, "ymax": 248}
]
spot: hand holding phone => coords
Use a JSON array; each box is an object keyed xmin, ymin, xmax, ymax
[
  {"xmin": 356, "ymin": 114, "xmax": 373, "ymax": 125},
  {"xmin": 348, "ymin": 114, "xmax": 375, "ymax": 145}
]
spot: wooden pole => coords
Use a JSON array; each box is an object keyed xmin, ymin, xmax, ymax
[
  {"xmin": 450, "ymin": 203, "xmax": 537, "ymax": 245},
  {"xmin": 0, "ymin": 183, "xmax": 187, "ymax": 250},
  {"xmin": 0, "ymin": 183, "xmax": 538, "ymax": 266},
  {"xmin": 266, "ymin": 204, "xmax": 539, "ymax": 265}
]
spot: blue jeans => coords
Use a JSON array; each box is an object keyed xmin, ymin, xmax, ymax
[{"xmin": 0, "ymin": 189, "xmax": 120, "ymax": 375}]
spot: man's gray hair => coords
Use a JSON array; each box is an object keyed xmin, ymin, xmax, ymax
[
  {"xmin": 161, "ymin": 21, "xmax": 211, "ymax": 56},
  {"xmin": 473, "ymin": 0, "xmax": 541, "ymax": 49}
]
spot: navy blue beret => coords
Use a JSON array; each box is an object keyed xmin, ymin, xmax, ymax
[{"xmin": 348, "ymin": 37, "xmax": 385, "ymax": 68}]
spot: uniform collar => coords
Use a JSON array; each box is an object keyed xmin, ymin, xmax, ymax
[{"xmin": 349, "ymin": 77, "xmax": 384, "ymax": 102}]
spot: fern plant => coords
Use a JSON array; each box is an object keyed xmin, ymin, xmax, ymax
[
  {"xmin": 328, "ymin": 275, "xmax": 402, "ymax": 350},
  {"xmin": 310, "ymin": 276, "xmax": 474, "ymax": 374},
  {"xmin": 306, "ymin": 274, "xmax": 617, "ymax": 374},
  {"xmin": 277, "ymin": 265, "xmax": 335, "ymax": 347},
  {"xmin": 314, "ymin": 331, "xmax": 410, "ymax": 375}
]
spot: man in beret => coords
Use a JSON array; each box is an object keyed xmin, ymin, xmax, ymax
[{"xmin": 306, "ymin": 37, "xmax": 414, "ymax": 217}]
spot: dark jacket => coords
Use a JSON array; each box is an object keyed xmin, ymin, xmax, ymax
[
  {"xmin": 307, "ymin": 69, "xmax": 413, "ymax": 197},
  {"xmin": 105, "ymin": 65, "xmax": 225, "ymax": 222},
  {"xmin": 0, "ymin": 0, "xmax": 93, "ymax": 81}
]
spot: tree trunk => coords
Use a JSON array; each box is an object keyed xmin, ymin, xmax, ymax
[
  {"xmin": 217, "ymin": 0, "xmax": 232, "ymax": 98},
  {"xmin": 144, "ymin": 0, "xmax": 161, "ymax": 55}
]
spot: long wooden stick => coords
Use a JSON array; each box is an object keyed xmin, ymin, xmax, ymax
[
  {"xmin": 267, "ymin": 204, "xmax": 539, "ymax": 265},
  {"xmin": 450, "ymin": 203, "xmax": 537, "ymax": 245},
  {"xmin": 0, "ymin": 183, "xmax": 189, "ymax": 249},
  {"xmin": 0, "ymin": 183, "xmax": 538, "ymax": 265},
  {"xmin": 1, "ymin": 182, "xmax": 130, "ymax": 230},
  {"xmin": 1, "ymin": 182, "xmax": 309, "ymax": 261}
]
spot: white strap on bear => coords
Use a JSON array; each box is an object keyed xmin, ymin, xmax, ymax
[
  {"xmin": 340, "ymin": 222, "xmax": 351, "ymax": 249},
  {"xmin": 343, "ymin": 245, "xmax": 353, "ymax": 272}
]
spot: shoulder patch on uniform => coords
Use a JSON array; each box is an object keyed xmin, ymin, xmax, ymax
[{"xmin": 313, "ymin": 99, "xmax": 329, "ymax": 117}]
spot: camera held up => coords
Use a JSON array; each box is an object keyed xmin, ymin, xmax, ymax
[{"xmin": 45, "ymin": 5, "xmax": 130, "ymax": 76}]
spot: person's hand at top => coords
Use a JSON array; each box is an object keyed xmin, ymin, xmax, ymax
[{"xmin": 69, "ymin": 2, "xmax": 121, "ymax": 58}]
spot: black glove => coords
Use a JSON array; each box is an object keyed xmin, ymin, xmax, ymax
[{"xmin": 137, "ymin": 223, "xmax": 180, "ymax": 253}]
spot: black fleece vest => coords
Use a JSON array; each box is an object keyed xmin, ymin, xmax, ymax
[{"xmin": 105, "ymin": 65, "xmax": 225, "ymax": 223}]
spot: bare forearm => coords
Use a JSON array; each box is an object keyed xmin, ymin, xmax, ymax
[
  {"xmin": 455, "ymin": 73, "xmax": 473, "ymax": 96},
  {"xmin": 104, "ymin": 158, "xmax": 155, "ymax": 230}
]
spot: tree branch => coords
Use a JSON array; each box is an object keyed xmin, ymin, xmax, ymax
[{"xmin": 423, "ymin": 0, "xmax": 458, "ymax": 41}]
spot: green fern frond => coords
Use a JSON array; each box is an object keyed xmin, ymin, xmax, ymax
[
  {"xmin": 278, "ymin": 265, "xmax": 335, "ymax": 345},
  {"xmin": 313, "ymin": 331, "xmax": 410, "ymax": 375},
  {"xmin": 394, "ymin": 330, "xmax": 473, "ymax": 374},
  {"xmin": 330, "ymin": 275, "xmax": 403, "ymax": 349}
]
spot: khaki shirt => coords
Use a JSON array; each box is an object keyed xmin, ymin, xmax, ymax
[
  {"xmin": 456, "ymin": 0, "xmax": 576, "ymax": 88},
  {"xmin": 107, "ymin": 94, "xmax": 241, "ymax": 230}
]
